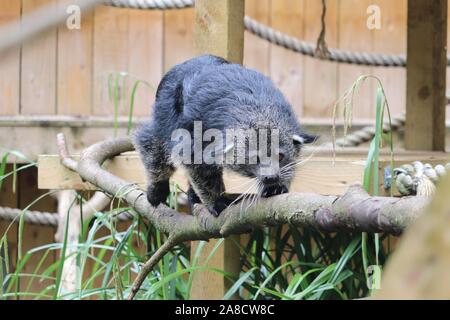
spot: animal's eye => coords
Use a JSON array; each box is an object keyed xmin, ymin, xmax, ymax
[{"xmin": 278, "ymin": 153, "xmax": 284, "ymax": 162}]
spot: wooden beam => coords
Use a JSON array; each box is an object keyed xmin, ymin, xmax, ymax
[
  {"xmin": 191, "ymin": 0, "xmax": 245, "ymax": 300},
  {"xmin": 38, "ymin": 150, "xmax": 450, "ymax": 194},
  {"xmin": 405, "ymin": 0, "xmax": 447, "ymax": 151},
  {"xmin": 2, "ymin": 116, "xmax": 450, "ymax": 164},
  {"xmin": 194, "ymin": 0, "xmax": 245, "ymax": 64}
]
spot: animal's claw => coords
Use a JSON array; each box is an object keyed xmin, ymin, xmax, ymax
[{"xmin": 261, "ymin": 185, "xmax": 288, "ymax": 198}]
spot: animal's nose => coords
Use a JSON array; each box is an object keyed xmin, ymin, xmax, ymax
[{"xmin": 262, "ymin": 175, "xmax": 279, "ymax": 186}]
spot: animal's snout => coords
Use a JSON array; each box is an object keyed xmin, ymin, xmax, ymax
[{"xmin": 262, "ymin": 175, "xmax": 280, "ymax": 186}]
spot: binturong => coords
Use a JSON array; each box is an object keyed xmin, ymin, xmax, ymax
[{"xmin": 134, "ymin": 55, "xmax": 318, "ymax": 216}]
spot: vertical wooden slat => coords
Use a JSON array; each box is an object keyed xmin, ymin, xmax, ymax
[
  {"xmin": 447, "ymin": 5, "xmax": 450, "ymax": 122},
  {"xmin": 57, "ymin": 1, "xmax": 94, "ymax": 115},
  {"xmin": 243, "ymin": 0, "xmax": 270, "ymax": 75},
  {"xmin": 163, "ymin": 8, "xmax": 195, "ymax": 72},
  {"xmin": 0, "ymin": 1, "xmax": 21, "ymax": 116},
  {"xmin": 405, "ymin": 0, "xmax": 447, "ymax": 151},
  {"xmin": 18, "ymin": 167, "xmax": 57, "ymax": 297},
  {"xmin": 302, "ymin": 0, "xmax": 339, "ymax": 118},
  {"xmin": 0, "ymin": 164, "xmax": 19, "ymax": 297},
  {"xmin": 93, "ymin": 6, "xmax": 164, "ymax": 117},
  {"xmin": 371, "ymin": 0, "xmax": 407, "ymax": 116},
  {"xmin": 194, "ymin": 0, "xmax": 244, "ymax": 63},
  {"xmin": 127, "ymin": 9, "xmax": 163, "ymax": 117},
  {"xmin": 270, "ymin": 0, "xmax": 305, "ymax": 117},
  {"xmin": 191, "ymin": 0, "xmax": 244, "ymax": 300},
  {"xmin": 21, "ymin": 0, "xmax": 57, "ymax": 115},
  {"xmin": 337, "ymin": 0, "xmax": 374, "ymax": 119},
  {"xmin": 92, "ymin": 5, "xmax": 129, "ymax": 116}
]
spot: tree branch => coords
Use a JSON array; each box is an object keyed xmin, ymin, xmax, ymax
[{"xmin": 56, "ymin": 134, "xmax": 430, "ymax": 299}]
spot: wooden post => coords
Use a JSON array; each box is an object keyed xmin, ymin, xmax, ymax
[
  {"xmin": 405, "ymin": 0, "xmax": 447, "ymax": 151},
  {"xmin": 190, "ymin": 0, "xmax": 245, "ymax": 300}
]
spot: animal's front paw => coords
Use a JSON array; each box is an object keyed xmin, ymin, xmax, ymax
[
  {"xmin": 207, "ymin": 196, "xmax": 234, "ymax": 217},
  {"xmin": 146, "ymin": 181, "xmax": 170, "ymax": 207},
  {"xmin": 261, "ymin": 185, "xmax": 288, "ymax": 198}
]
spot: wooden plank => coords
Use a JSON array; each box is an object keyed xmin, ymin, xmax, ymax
[
  {"xmin": 337, "ymin": 0, "xmax": 374, "ymax": 119},
  {"xmin": 194, "ymin": 0, "xmax": 244, "ymax": 64},
  {"xmin": 0, "ymin": 164, "xmax": 19, "ymax": 297},
  {"xmin": 447, "ymin": 3, "xmax": 450, "ymax": 122},
  {"xmin": 302, "ymin": 0, "xmax": 339, "ymax": 118},
  {"xmin": 192, "ymin": 0, "xmax": 245, "ymax": 300},
  {"xmin": 92, "ymin": 6, "xmax": 164, "ymax": 118},
  {"xmin": 371, "ymin": 0, "xmax": 407, "ymax": 116},
  {"xmin": 0, "ymin": 1, "xmax": 21, "ymax": 116},
  {"xmin": 8, "ymin": 118, "xmax": 449, "ymax": 163},
  {"xmin": 163, "ymin": 8, "xmax": 195, "ymax": 72},
  {"xmin": 92, "ymin": 5, "xmax": 129, "ymax": 116},
  {"xmin": 21, "ymin": 0, "xmax": 58, "ymax": 115},
  {"xmin": 37, "ymin": 150, "xmax": 450, "ymax": 194},
  {"xmin": 18, "ymin": 166, "xmax": 57, "ymax": 298},
  {"xmin": 270, "ymin": 0, "xmax": 305, "ymax": 117},
  {"xmin": 243, "ymin": 0, "xmax": 270, "ymax": 74},
  {"xmin": 127, "ymin": 9, "xmax": 163, "ymax": 117},
  {"xmin": 57, "ymin": 0, "xmax": 94, "ymax": 115},
  {"xmin": 405, "ymin": 0, "xmax": 447, "ymax": 151}
]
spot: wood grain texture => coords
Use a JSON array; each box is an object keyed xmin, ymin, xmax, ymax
[
  {"xmin": 0, "ymin": 1, "xmax": 446, "ymax": 124},
  {"xmin": 37, "ymin": 151, "xmax": 450, "ymax": 195},
  {"xmin": 243, "ymin": 0, "xmax": 270, "ymax": 74},
  {"xmin": 405, "ymin": 0, "xmax": 447, "ymax": 151},
  {"xmin": 0, "ymin": 164, "xmax": 19, "ymax": 290},
  {"xmin": 21, "ymin": 0, "xmax": 58, "ymax": 115},
  {"xmin": 303, "ymin": 0, "xmax": 339, "ymax": 118},
  {"xmin": 0, "ymin": 1, "xmax": 21, "ymax": 116},
  {"xmin": 163, "ymin": 8, "xmax": 195, "ymax": 72},
  {"xmin": 57, "ymin": 1, "xmax": 94, "ymax": 115},
  {"xmin": 92, "ymin": 5, "xmax": 129, "ymax": 116},
  {"xmin": 371, "ymin": 0, "xmax": 407, "ymax": 116},
  {"xmin": 18, "ymin": 167, "xmax": 57, "ymax": 298},
  {"xmin": 270, "ymin": 0, "xmax": 305, "ymax": 117},
  {"xmin": 192, "ymin": 0, "xmax": 245, "ymax": 300},
  {"xmin": 337, "ymin": 0, "xmax": 374, "ymax": 119},
  {"xmin": 194, "ymin": 0, "xmax": 244, "ymax": 64},
  {"xmin": 127, "ymin": 9, "xmax": 163, "ymax": 117}
]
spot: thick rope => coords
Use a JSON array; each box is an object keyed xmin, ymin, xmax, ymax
[
  {"xmin": 0, "ymin": 207, "xmax": 58, "ymax": 227},
  {"xmin": 393, "ymin": 161, "xmax": 450, "ymax": 196},
  {"xmin": 331, "ymin": 113, "xmax": 406, "ymax": 148},
  {"xmin": 107, "ymin": 0, "xmax": 193, "ymax": 9},
  {"xmin": 243, "ymin": 16, "xmax": 408, "ymax": 67},
  {"xmin": 104, "ymin": 0, "xmax": 421, "ymax": 68},
  {"xmin": 0, "ymin": 206, "xmax": 134, "ymax": 226}
]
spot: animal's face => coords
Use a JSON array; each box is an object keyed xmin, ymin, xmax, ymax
[{"xmin": 224, "ymin": 128, "xmax": 317, "ymax": 197}]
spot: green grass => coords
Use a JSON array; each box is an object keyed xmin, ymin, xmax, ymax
[
  {"xmin": 332, "ymin": 75, "xmax": 394, "ymax": 294},
  {"xmin": 0, "ymin": 75, "xmax": 395, "ymax": 300}
]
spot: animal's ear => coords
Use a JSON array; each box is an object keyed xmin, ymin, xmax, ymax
[{"xmin": 293, "ymin": 133, "xmax": 319, "ymax": 146}]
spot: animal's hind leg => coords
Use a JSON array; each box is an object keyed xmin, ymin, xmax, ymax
[{"xmin": 139, "ymin": 138, "xmax": 175, "ymax": 207}]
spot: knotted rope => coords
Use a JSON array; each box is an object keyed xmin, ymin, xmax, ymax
[{"xmin": 393, "ymin": 161, "xmax": 450, "ymax": 196}]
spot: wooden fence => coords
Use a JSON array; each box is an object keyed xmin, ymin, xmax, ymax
[{"xmin": 3, "ymin": 0, "xmax": 449, "ymax": 121}]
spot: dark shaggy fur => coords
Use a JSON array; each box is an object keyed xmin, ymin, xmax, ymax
[{"xmin": 134, "ymin": 55, "xmax": 317, "ymax": 216}]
